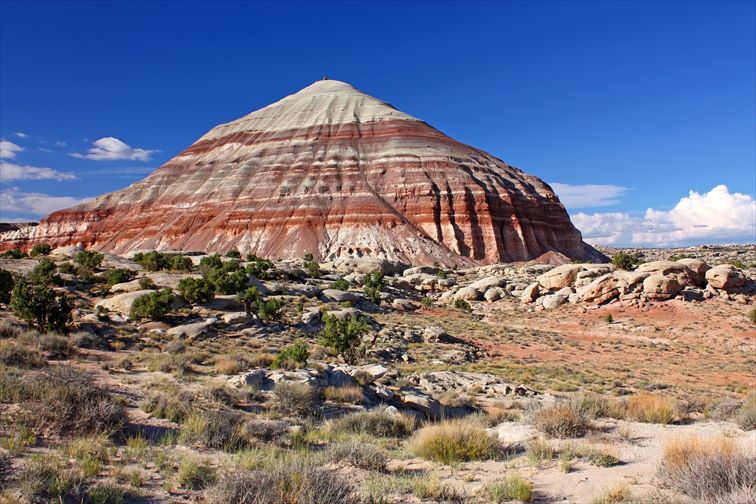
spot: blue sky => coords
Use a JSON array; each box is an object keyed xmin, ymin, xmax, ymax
[{"xmin": 1, "ymin": 0, "xmax": 754, "ymax": 246}]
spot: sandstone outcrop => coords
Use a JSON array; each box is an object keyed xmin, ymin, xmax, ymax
[{"xmin": 0, "ymin": 79, "xmax": 603, "ymax": 266}]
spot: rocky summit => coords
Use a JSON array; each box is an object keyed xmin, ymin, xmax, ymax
[{"xmin": 0, "ymin": 79, "xmax": 602, "ymax": 265}]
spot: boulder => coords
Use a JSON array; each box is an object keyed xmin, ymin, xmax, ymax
[
  {"xmin": 96, "ymin": 289, "xmax": 156, "ymax": 317},
  {"xmin": 642, "ymin": 274, "xmax": 681, "ymax": 301},
  {"xmin": 400, "ymin": 392, "xmax": 442, "ymax": 419},
  {"xmin": 423, "ymin": 325, "xmax": 452, "ymax": 343},
  {"xmin": 454, "ymin": 286, "xmax": 481, "ymax": 301},
  {"xmin": 537, "ymin": 264, "xmax": 584, "ymax": 291},
  {"xmin": 468, "ymin": 276, "xmax": 507, "ymax": 292},
  {"xmin": 484, "ymin": 287, "xmax": 507, "ymax": 302},
  {"xmin": 332, "ymin": 258, "xmax": 405, "ymax": 276},
  {"xmin": 354, "ymin": 364, "xmax": 389, "ymax": 381},
  {"xmin": 222, "ymin": 312, "xmax": 248, "ymax": 324},
  {"xmin": 320, "ymin": 289, "xmax": 361, "ymax": 303},
  {"xmin": 392, "ymin": 298, "xmax": 420, "ymax": 311},
  {"xmin": 705, "ymin": 265, "xmax": 746, "ymax": 291},
  {"xmin": 247, "ymin": 276, "xmax": 272, "ymax": 296},
  {"xmin": 541, "ymin": 290, "xmax": 570, "ymax": 309},
  {"xmin": 578, "ymin": 273, "xmax": 620, "ymax": 304},
  {"xmin": 520, "ymin": 282, "xmax": 540, "ymax": 304},
  {"xmin": 228, "ymin": 369, "xmax": 266, "ymax": 388},
  {"xmin": 146, "ymin": 272, "xmax": 201, "ymax": 290},
  {"xmin": 166, "ymin": 318, "xmax": 218, "ymax": 339},
  {"xmin": 676, "ymin": 258, "xmax": 710, "ymax": 286},
  {"xmin": 635, "ymin": 261, "xmax": 693, "ymax": 286},
  {"xmin": 109, "ymin": 279, "xmax": 144, "ymax": 293}
]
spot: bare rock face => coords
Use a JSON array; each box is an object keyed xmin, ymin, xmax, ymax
[
  {"xmin": 705, "ymin": 265, "xmax": 746, "ymax": 292},
  {"xmin": 0, "ymin": 79, "xmax": 602, "ymax": 266}
]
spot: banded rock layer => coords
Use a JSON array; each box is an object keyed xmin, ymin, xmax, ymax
[{"xmin": 1, "ymin": 80, "xmax": 603, "ymax": 265}]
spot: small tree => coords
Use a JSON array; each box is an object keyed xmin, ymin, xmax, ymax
[
  {"xmin": 129, "ymin": 289, "xmax": 174, "ymax": 321},
  {"xmin": 318, "ymin": 314, "xmax": 369, "ymax": 364},
  {"xmin": 225, "ymin": 249, "xmax": 241, "ymax": 259},
  {"xmin": 0, "ymin": 269, "xmax": 14, "ymax": 303},
  {"xmin": 0, "ymin": 248, "xmax": 27, "ymax": 259},
  {"xmin": 611, "ymin": 252, "xmax": 641, "ymax": 271},
  {"xmin": 169, "ymin": 255, "xmax": 193, "ymax": 272},
  {"xmin": 257, "ymin": 298, "xmax": 283, "ymax": 322},
  {"xmin": 237, "ymin": 287, "xmax": 260, "ymax": 317},
  {"xmin": 303, "ymin": 253, "xmax": 320, "ymax": 279},
  {"xmin": 29, "ymin": 243, "xmax": 52, "ymax": 257},
  {"xmin": 363, "ymin": 271, "xmax": 384, "ymax": 304},
  {"xmin": 453, "ymin": 298, "xmax": 472, "ymax": 312},
  {"xmin": 245, "ymin": 257, "xmax": 273, "ymax": 280},
  {"xmin": 178, "ymin": 277, "xmax": 215, "ymax": 305},
  {"xmin": 28, "ymin": 257, "xmax": 60, "ymax": 286},
  {"xmin": 102, "ymin": 268, "xmax": 135, "ymax": 287},
  {"xmin": 10, "ymin": 278, "xmax": 72, "ymax": 332},
  {"xmin": 74, "ymin": 250, "xmax": 104, "ymax": 270}
]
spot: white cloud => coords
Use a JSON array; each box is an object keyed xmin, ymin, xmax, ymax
[
  {"xmin": 14, "ymin": 132, "xmax": 27, "ymax": 138},
  {"xmin": 0, "ymin": 162, "xmax": 76, "ymax": 181},
  {"xmin": 71, "ymin": 137, "xmax": 155, "ymax": 161},
  {"xmin": 0, "ymin": 187, "xmax": 92, "ymax": 217},
  {"xmin": 55, "ymin": 141, "xmax": 67, "ymax": 147},
  {"xmin": 0, "ymin": 139, "xmax": 24, "ymax": 159},
  {"xmin": 573, "ymin": 185, "xmax": 756, "ymax": 246},
  {"xmin": 550, "ymin": 182, "xmax": 629, "ymax": 208}
]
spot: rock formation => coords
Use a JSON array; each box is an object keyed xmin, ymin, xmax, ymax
[{"xmin": 0, "ymin": 79, "xmax": 603, "ymax": 265}]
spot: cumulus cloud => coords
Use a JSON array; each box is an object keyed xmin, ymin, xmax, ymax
[
  {"xmin": 71, "ymin": 137, "xmax": 155, "ymax": 161},
  {"xmin": 0, "ymin": 139, "xmax": 24, "ymax": 159},
  {"xmin": 573, "ymin": 185, "xmax": 756, "ymax": 246},
  {"xmin": 0, "ymin": 162, "xmax": 76, "ymax": 181},
  {"xmin": 550, "ymin": 182, "xmax": 629, "ymax": 208},
  {"xmin": 0, "ymin": 187, "xmax": 92, "ymax": 217},
  {"xmin": 14, "ymin": 132, "xmax": 27, "ymax": 138}
]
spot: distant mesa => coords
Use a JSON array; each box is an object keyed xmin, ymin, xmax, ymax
[{"xmin": 0, "ymin": 79, "xmax": 604, "ymax": 265}]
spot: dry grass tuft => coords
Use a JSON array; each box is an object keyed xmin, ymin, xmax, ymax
[
  {"xmin": 626, "ymin": 394, "xmax": 677, "ymax": 424},
  {"xmin": 323, "ymin": 385, "xmax": 364, "ymax": 404},
  {"xmin": 531, "ymin": 400, "xmax": 590, "ymax": 438},
  {"xmin": 409, "ymin": 417, "xmax": 499, "ymax": 464}
]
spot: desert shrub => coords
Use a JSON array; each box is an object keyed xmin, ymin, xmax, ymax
[
  {"xmin": 0, "ymin": 449, "xmax": 11, "ymax": 487},
  {"xmin": 0, "ymin": 421, "xmax": 37, "ymax": 454},
  {"xmin": 611, "ymin": 251, "xmax": 642, "ymax": 270},
  {"xmin": 129, "ymin": 288, "xmax": 174, "ymax": 321},
  {"xmin": 571, "ymin": 393, "xmax": 618, "ymax": 419},
  {"xmin": 328, "ymin": 409, "xmax": 416, "ymax": 438},
  {"xmin": 215, "ymin": 354, "xmax": 249, "ymax": 375},
  {"xmin": 323, "ymin": 385, "xmax": 363, "ymax": 404},
  {"xmin": 409, "ymin": 418, "xmax": 499, "ymax": 464},
  {"xmin": 590, "ymin": 485, "xmax": 632, "ymax": 504},
  {"xmin": 35, "ymin": 332, "xmax": 73, "ymax": 359},
  {"xmin": 453, "ymin": 298, "xmax": 472, "ymax": 312},
  {"xmin": 27, "ymin": 258, "xmax": 61, "ymax": 286},
  {"xmin": 102, "ymin": 268, "xmax": 135, "ymax": 287},
  {"xmin": 242, "ymin": 418, "xmax": 290, "ymax": 443},
  {"xmin": 18, "ymin": 455, "xmax": 84, "ymax": 503},
  {"xmin": 86, "ymin": 482, "xmax": 129, "ymax": 504},
  {"xmin": 526, "ymin": 437, "xmax": 555, "ymax": 464},
  {"xmin": 735, "ymin": 394, "xmax": 756, "ymax": 430},
  {"xmin": 626, "ymin": 393, "xmax": 677, "ymax": 424},
  {"xmin": 178, "ymin": 456, "xmax": 216, "ymax": 490},
  {"xmin": 330, "ymin": 278, "xmax": 349, "ymax": 291},
  {"xmin": 303, "ymin": 252, "xmax": 321, "ymax": 278},
  {"xmin": 74, "ymin": 249, "xmax": 104, "ymax": 270},
  {"xmin": 29, "ymin": 243, "xmax": 52, "ymax": 257},
  {"xmin": 274, "ymin": 381, "xmax": 317, "ymax": 417},
  {"xmin": 531, "ymin": 400, "xmax": 590, "ymax": 438},
  {"xmin": 0, "ymin": 364, "xmax": 24, "ymax": 402},
  {"xmin": 0, "ymin": 269, "xmax": 13, "ymax": 304},
  {"xmin": 142, "ymin": 392, "xmax": 193, "ymax": 423},
  {"xmin": 57, "ymin": 261, "xmax": 77, "ymax": 274},
  {"xmin": 11, "ymin": 279, "xmax": 72, "ymax": 332},
  {"xmin": 138, "ymin": 276, "xmax": 156, "ymax": 289},
  {"xmin": 0, "ymin": 340, "xmax": 45, "ymax": 368},
  {"xmin": 484, "ymin": 475, "xmax": 533, "ymax": 503},
  {"xmin": 205, "ymin": 461, "xmax": 357, "ymax": 504},
  {"xmin": 133, "ymin": 250, "xmax": 192, "ymax": 272},
  {"xmin": 200, "ymin": 256, "xmax": 248, "ymax": 294},
  {"xmin": 748, "ymin": 309, "xmax": 756, "ymax": 324},
  {"xmin": 237, "ymin": 287, "xmax": 260, "ymax": 316},
  {"xmin": 226, "ymin": 249, "xmax": 241, "ymax": 259},
  {"xmin": 327, "ymin": 441, "xmax": 387, "ymax": 471},
  {"xmin": 22, "ymin": 366, "xmax": 126, "ymax": 436},
  {"xmin": 363, "ymin": 271, "xmax": 384, "ymax": 304},
  {"xmin": 660, "ymin": 436, "xmax": 755, "ymax": 501},
  {"xmin": 318, "ymin": 314, "xmax": 369, "ymax": 364},
  {"xmin": 178, "ymin": 277, "xmax": 215, "ymax": 305},
  {"xmin": 0, "ymin": 248, "xmax": 26, "ymax": 259},
  {"xmin": 245, "ymin": 257, "xmax": 273, "ymax": 279},
  {"xmin": 180, "ymin": 410, "xmax": 247, "ymax": 451},
  {"xmin": 271, "ymin": 339, "xmax": 309, "ymax": 369},
  {"xmin": 257, "ymin": 297, "xmax": 283, "ymax": 322},
  {"xmin": 709, "ymin": 397, "xmax": 742, "ymax": 421}
]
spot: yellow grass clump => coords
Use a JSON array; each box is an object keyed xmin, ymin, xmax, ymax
[{"xmin": 409, "ymin": 418, "xmax": 499, "ymax": 464}]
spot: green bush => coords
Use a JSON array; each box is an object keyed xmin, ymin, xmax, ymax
[
  {"xmin": 74, "ymin": 250, "xmax": 104, "ymax": 270},
  {"xmin": 274, "ymin": 382, "xmax": 316, "ymax": 417},
  {"xmin": 225, "ymin": 249, "xmax": 241, "ymax": 259},
  {"xmin": 363, "ymin": 271, "xmax": 384, "ymax": 304},
  {"xmin": 178, "ymin": 277, "xmax": 215, "ymax": 305},
  {"xmin": 257, "ymin": 298, "xmax": 283, "ymax": 322},
  {"xmin": 238, "ymin": 287, "xmax": 260, "ymax": 316},
  {"xmin": 271, "ymin": 339, "xmax": 309, "ymax": 369},
  {"xmin": 484, "ymin": 476, "xmax": 533, "ymax": 503},
  {"xmin": 330, "ymin": 278, "xmax": 350, "ymax": 291},
  {"xmin": 0, "ymin": 269, "xmax": 14, "ymax": 303},
  {"xmin": 102, "ymin": 268, "xmax": 135, "ymax": 287},
  {"xmin": 318, "ymin": 314, "xmax": 369, "ymax": 364},
  {"xmin": 303, "ymin": 252, "xmax": 320, "ymax": 278},
  {"xmin": 129, "ymin": 289, "xmax": 174, "ymax": 321},
  {"xmin": 201, "ymin": 256, "xmax": 248, "ymax": 294},
  {"xmin": 0, "ymin": 248, "xmax": 27, "ymax": 259},
  {"xmin": 453, "ymin": 298, "xmax": 472, "ymax": 312},
  {"xmin": 132, "ymin": 251, "xmax": 192, "ymax": 272},
  {"xmin": 29, "ymin": 243, "xmax": 52, "ymax": 257},
  {"xmin": 245, "ymin": 256, "xmax": 273, "ymax": 279},
  {"xmin": 28, "ymin": 257, "xmax": 60, "ymax": 285},
  {"xmin": 611, "ymin": 251, "xmax": 642, "ymax": 270},
  {"xmin": 10, "ymin": 279, "xmax": 72, "ymax": 332}
]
